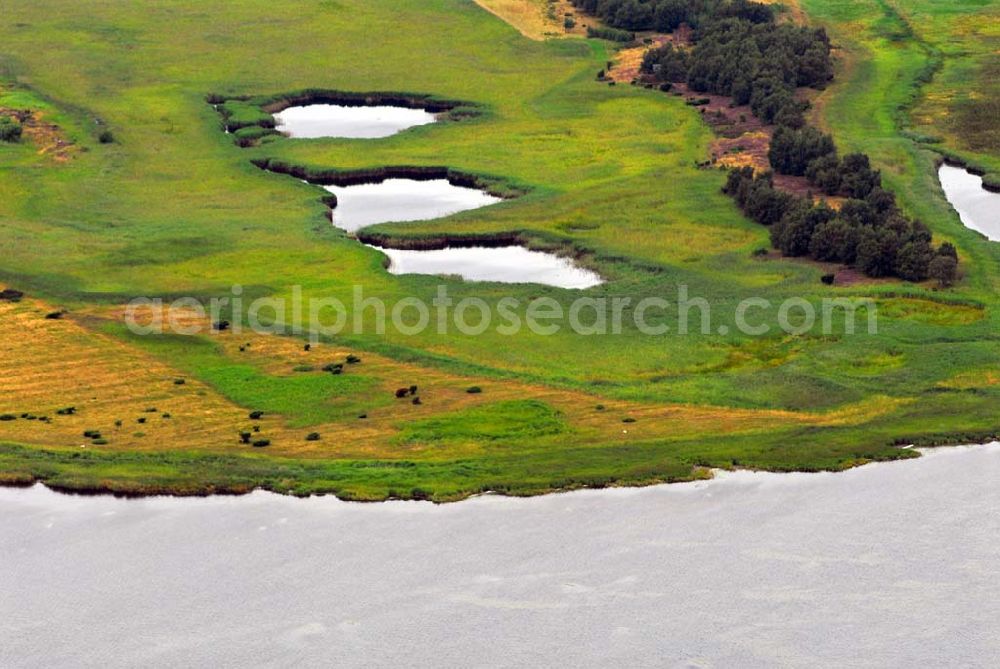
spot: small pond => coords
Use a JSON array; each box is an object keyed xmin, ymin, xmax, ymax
[
  {"xmin": 378, "ymin": 245, "xmax": 603, "ymax": 289},
  {"xmin": 322, "ymin": 178, "xmax": 502, "ymax": 233},
  {"xmin": 938, "ymin": 163, "xmax": 1000, "ymax": 241},
  {"xmin": 273, "ymin": 104, "xmax": 437, "ymax": 139}
]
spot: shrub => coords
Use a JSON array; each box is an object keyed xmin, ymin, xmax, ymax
[
  {"xmin": 0, "ymin": 116, "xmax": 22, "ymax": 142},
  {"xmin": 292, "ymin": 365, "xmax": 314, "ymax": 372},
  {"xmin": 821, "ymin": 274, "xmax": 835, "ymax": 285},
  {"xmin": 252, "ymin": 439, "xmax": 270, "ymax": 448},
  {"xmin": 239, "ymin": 431, "xmax": 252, "ymax": 444},
  {"xmin": 92, "ymin": 438, "xmax": 109, "ymax": 445},
  {"xmin": 162, "ymin": 413, "xmax": 172, "ymax": 419},
  {"xmin": 928, "ymin": 255, "xmax": 958, "ymax": 287},
  {"xmin": 306, "ymin": 432, "xmax": 321, "ymax": 441},
  {"xmin": 466, "ymin": 386, "xmax": 482, "ymax": 394},
  {"xmin": 0, "ymin": 414, "xmax": 16, "ymax": 421},
  {"xmin": 56, "ymin": 407, "xmax": 76, "ymax": 415},
  {"xmin": 752, "ymin": 247, "xmax": 769, "ymax": 257},
  {"xmin": 44, "ymin": 311, "xmax": 65, "ymax": 320},
  {"xmin": 395, "ymin": 388, "xmax": 409, "ymax": 399},
  {"xmin": 622, "ymin": 417, "xmax": 637, "ymax": 423},
  {"xmin": 173, "ymin": 378, "xmax": 185, "ymax": 385},
  {"xmin": 346, "ymin": 354, "xmax": 361, "ymax": 364},
  {"xmin": 98, "ymin": 130, "xmax": 114, "ymax": 144},
  {"xmin": 83, "ymin": 430, "xmax": 100, "ymax": 438},
  {"xmin": 248, "ymin": 410, "xmax": 264, "ymax": 419},
  {"xmin": 586, "ymin": 25, "xmax": 634, "ymax": 42},
  {"xmin": 322, "ymin": 362, "xmax": 344, "ymax": 373},
  {"xmin": 564, "ymin": 16, "xmax": 576, "ymax": 29},
  {"xmin": 596, "ymin": 404, "xmax": 605, "ymax": 410},
  {"xmin": 412, "ymin": 397, "xmax": 422, "ymax": 405},
  {"xmin": 937, "ymin": 242, "xmax": 958, "ymax": 260},
  {"xmin": 409, "ymin": 385, "xmax": 418, "ymax": 395},
  {"xmin": 137, "ymin": 417, "xmax": 146, "ymax": 424},
  {"xmin": 212, "ymin": 320, "xmax": 230, "ymax": 331},
  {"xmin": 304, "ymin": 343, "xmax": 311, "ymax": 351}
]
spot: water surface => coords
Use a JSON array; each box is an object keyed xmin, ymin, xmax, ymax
[
  {"xmin": 3, "ymin": 443, "xmax": 999, "ymax": 667},
  {"xmin": 938, "ymin": 164, "xmax": 1000, "ymax": 240},
  {"xmin": 323, "ymin": 178, "xmax": 502, "ymax": 232},
  {"xmin": 273, "ymin": 104, "xmax": 437, "ymax": 139},
  {"xmin": 378, "ymin": 245, "xmax": 603, "ymax": 289}
]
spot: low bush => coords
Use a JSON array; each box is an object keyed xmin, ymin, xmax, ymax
[
  {"xmin": 346, "ymin": 354, "xmax": 361, "ymax": 364},
  {"xmin": 466, "ymin": 386, "xmax": 482, "ymax": 394},
  {"xmin": 0, "ymin": 414, "xmax": 16, "ymax": 421},
  {"xmin": 55, "ymin": 407, "xmax": 76, "ymax": 415},
  {"xmin": 92, "ymin": 438, "xmax": 109, "ymax": 445},
  {"xmin": 239, "ymin": 431, "xmax": 252, "ymax": 444},
  {"xmin": 395, "ymin": 388, "xmax": 409, "ymax": 398},
  {"xmin": 252, "ymin": 439, "xmax": 270, "ymax": 448},
  {"xmin": 248, "ymin": 410, "xmax": 264, "ymax": 419},
  {"xmin": 98, "ymin": 130, "xmax": 114, "ymax": 144},
  {"xmin": 0, "ymin": 116, "xmax": 22, "ymax": 142},
  {"xmin": 306, "ymin": 432, "xmax": 321, "ymax": 441}
]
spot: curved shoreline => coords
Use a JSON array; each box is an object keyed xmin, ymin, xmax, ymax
[{"xmin": 5, "ymin": 435, "xmax": 1000, "ymax": 503}]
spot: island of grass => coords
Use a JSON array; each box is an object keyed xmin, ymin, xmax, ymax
[{"xmin": 0, "ymin": 0, "xmax": 998, "ymax": 501}]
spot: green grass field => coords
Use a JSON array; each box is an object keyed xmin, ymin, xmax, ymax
[{"xmin": 0, "ymin": 0, "xmax": 998, "ymax": 500}]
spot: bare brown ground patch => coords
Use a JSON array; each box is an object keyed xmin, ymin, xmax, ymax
[{"xmin": 0, "ymin": 107, "xmax": 77, "ymax": 162}]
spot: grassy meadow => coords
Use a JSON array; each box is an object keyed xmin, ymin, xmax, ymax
[{"xmin": 0, "ymin": 0, "xmax": 998, "ymax": 499}]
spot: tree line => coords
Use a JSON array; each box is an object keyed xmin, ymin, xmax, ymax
[{"xmin": 576, "ymin": 0, "xmax": 956, "ymax": 284}]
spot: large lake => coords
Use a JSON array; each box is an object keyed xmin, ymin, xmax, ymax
[
  {"xmin": 938, "ymin": 163, "xmax": 1000, "ymax": 240},
  {"xmin": 2, "ymin": 443, "xmax": 998, "ymax": 667}
]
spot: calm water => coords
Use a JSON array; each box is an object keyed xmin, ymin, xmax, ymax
[
  {"xmin": 938, "ymin": 164, "xmax": 1000, "ymax": 240},
  {"xmin": 378, "ymin": 245, "xmax": 603, "ymax": 289},
  {"xmin": 323, "ymin": 178, "xmax": 502, "ymax": 232},
  {"xmin": 2, "ymin": 443, "xmax": 999, "ymax": 667},
  {"xmin": 273, "ymin": 104, "xmax": 437, "ymax": 139}
]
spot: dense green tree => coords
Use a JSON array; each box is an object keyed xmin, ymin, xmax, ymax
[
  {"xmin": 894, "ymin": 239, "xmax": 934, "ymax": 282},
  {"xmin": 809, "ymin": 218, "xmax": 859, "ymax": 263},
  {"xmin": 855, "ymin": 227, "xmax": 899, "ymax": 277}
]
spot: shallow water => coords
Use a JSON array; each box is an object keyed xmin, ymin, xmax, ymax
[
  {"xmin": 938, "ymin": 164, "xmax": 1000, "ymax": 240},
  {"xmin": 273, "ymin": 104, "xmax": 437, "ymax": 139},
  {"xmin": 3, "ymin": 443, "xmax": 999, "ymax": 667},
  {"xmin": 323, "ymin": 178, "xmax": 502, "ymax": 232},
  {"xmin": 378, "ymin": 245, "xmax": 604, "ymax": 289}
]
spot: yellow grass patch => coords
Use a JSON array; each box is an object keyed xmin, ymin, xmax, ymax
[
  {"xmin": 473, "ymin": 0, "xmax": 560, "ymax": 40},
  {"xmin": 0, "ymin": 298, "xmax": 913, "ymax": 463}
]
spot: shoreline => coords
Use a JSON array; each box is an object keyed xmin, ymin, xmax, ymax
[{"xmin": 4, "ymin": 439, "xmax": 998, "ymax": 505}]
